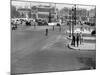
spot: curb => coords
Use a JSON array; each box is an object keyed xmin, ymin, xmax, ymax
[
  {"xmin": 68, "ymin": 43, "xmax": 80, "ymax": 50},
  {"xmin": 67, "ymin": 43, "xmax": 96, "ymax": 51}
]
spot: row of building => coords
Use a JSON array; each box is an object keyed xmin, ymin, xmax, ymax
[
  {"xmin": 17, "ymin": 5, "xmax": 56, "ymax": 22},
  {"xmin": 15, "ymin": 5, "xmax": 95, "ymax": 23}
]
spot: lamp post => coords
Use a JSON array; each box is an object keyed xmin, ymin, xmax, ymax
[
  {"xmin": 70, "ymin": 4, "xmax": 76, "ymax": 45},
  {"xmin": 71, "ymin": 4, "xmax": 76, "ymax": 37}
]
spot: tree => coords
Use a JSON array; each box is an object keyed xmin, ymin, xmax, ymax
[
  {"xmin": 28, "ymin": 11, "xmax": 31, "ymax": 18},
  {"xmin": 11, "ymin": 5, "xmax": 20, "ymax": 18}
]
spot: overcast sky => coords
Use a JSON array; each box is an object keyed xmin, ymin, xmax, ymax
[{"xmin": 11, "ymin": 0, "xmax": 95, "ymax": 10}]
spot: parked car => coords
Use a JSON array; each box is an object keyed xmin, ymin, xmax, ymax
[
  {"xmin": 91, "ymin": 30, "xmax": 96, "ymax": 36},
  {"xmin": 84, "ymin": 22, "xmax": 95, "ymax": 26},
  {"xmin": 26, "ymin": 21, "xmax": 31, "ymax": 26},
  {"xmin": 12, "ymin": 24, "xmax": 17, "ymax": 30},
  {"xmin": 36, "ymin": 19, "xmax": 48, "ymax": 26}
]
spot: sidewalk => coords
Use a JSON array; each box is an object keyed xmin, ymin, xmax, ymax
[
  {"xmin": 83, "ymin": 37, "xmax": 96, "ymax": 40},
  {"xmin": 68, "ymin": 42, "xmax": 96, "ymax": 50},
  {"xmin": 66, "ymin": 35, "xmax": 96, "ymax": 41},
  {"xmin": 65, "ymin": 28, "xmax": 93, "ymax": 35}
]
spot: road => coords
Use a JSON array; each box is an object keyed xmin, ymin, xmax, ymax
[{"xmin": 11, "ymin": 25, "xmax": 96, "ymax": 74}]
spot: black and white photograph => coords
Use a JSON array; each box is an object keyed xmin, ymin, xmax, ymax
[{"xmin": 11, "ymin": 0, "xmax": 96, "ymax": 74}]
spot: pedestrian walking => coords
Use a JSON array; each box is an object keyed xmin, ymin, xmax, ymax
[
  {"xmin": 53, "ymin": 26, "xmax": 54, "ymax": 31},
  {"xmin": 76, "ymin": 33, "xmax": 79, "ymax": 47},
  {"xmin": 45, "ymin": 28, "xmax": 48, "ymax": 36},
  {"xmin": 71, "ymin": 34, "xmax": 75, "ymax": 46}
]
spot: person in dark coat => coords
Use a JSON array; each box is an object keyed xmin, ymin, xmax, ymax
[
  {"xmin": 76, "ymin": 33, "xmax": 79, "ymax": 47},
  {"xmin": 45, "ymin": 28, "xmax": 48, "ymax": 36},
  {"xmin": 73, "ymin": 35, "xmax": 75, "ymax": 47}
]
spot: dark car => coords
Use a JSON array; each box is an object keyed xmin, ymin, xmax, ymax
[
  {"xmin": 56, "ymin": 23, "xmax": 60, "ymax": 26},
  {"xmin": 12, "ymin": 24, "xmax": 17, "ymax": 30},
  {"xmin": 42, "ymin": 20, "xmax": 48, "ymax": 25},
  {"xmin": 36, "ymin": 19, "xmax": 48, "ymax": 26},
  {"xmin": 84, "ymin": 22, "xmax": 95, "ymax": 26},
  {"xmin": 91, "ymin": 30, "xmax": 96, "ymax": 36},
  {"xmin": 26, "ymin": 21, "xmax": 31, "ymax": 26}
]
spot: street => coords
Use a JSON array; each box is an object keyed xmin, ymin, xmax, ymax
[{"xmin": 11, "ymin": 25, "xmax": 96, "ymax": 74}]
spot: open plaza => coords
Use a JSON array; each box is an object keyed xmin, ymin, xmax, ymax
[{"xmin": 11, "ymin": 0, "xmax": 96, "ymax": 74}]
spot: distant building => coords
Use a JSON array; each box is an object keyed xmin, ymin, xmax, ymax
[
  {"xmin": 31, "ymin": 5, "xmax": 56, "ymax": 21},
  {"xmin": 17, "ymin": 5, "xmax": 56, "ymax": 22}
]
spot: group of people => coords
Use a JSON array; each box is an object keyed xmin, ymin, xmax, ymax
[{"xmin": 71, "ymin": 32, "xmax": 82, "ymax": 47}]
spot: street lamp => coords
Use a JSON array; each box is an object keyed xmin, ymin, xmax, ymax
[
  {"xmin": 71, "ymin": 4, "xmax": 76, "ymax": 37},
  {"xmin": 70, "ymin": 4, "xmax": 76, "ymax": 45}
]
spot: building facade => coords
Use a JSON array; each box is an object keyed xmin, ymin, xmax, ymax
[
  {"xmin": 31, "ymin": 5, "xmax": 56, "ymax": 22},
  {"xmin": 17, "ymin": 5, "xmax": 56, "ymax": 22},
  {"xmin": 17, "ymin": 8, "xmax": 31, "ymax": 19}
]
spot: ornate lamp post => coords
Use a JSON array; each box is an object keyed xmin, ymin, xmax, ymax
[
  {"xmin": 71, "ymin": 4, "xmax": 76, "ymax": 37},
  {"xmin": 70, "ymin": 4, "xmax": 76, "ymax": 45},
  {"xmin": 69, "ymin": 4, "xmax": 76, "ymax": 37}
]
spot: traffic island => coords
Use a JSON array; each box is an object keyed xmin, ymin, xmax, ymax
[
  {"xmin": 68, "ymin": 42, "xmax": 96, "ymax": 51},
  {"xmin": 65, "ymin": 35, "xmax": 96, "ymax": 41}
]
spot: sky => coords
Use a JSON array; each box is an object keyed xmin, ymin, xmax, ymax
[{"xmin": 11, "ymin": 0, "xmax": 95, "ymax": 10}]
